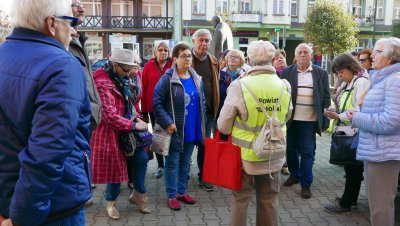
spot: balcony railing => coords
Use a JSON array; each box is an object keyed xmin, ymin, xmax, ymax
[{"xmin": 81, "ymin": 16, "xmax": 174, "ymax": 30}]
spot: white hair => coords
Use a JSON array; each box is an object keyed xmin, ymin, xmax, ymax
[
  {"xmin": 295, "ymin": 43, "xmax": 313, "ymax": 56},
  {"xmin": 11, "ymin": 0, "xmax": 72, "ymax": 31},
  {"xmin": 247, "ymin": 40, "xmax": 276, "ymax": 66},
  {"xmin": 192, "ymin": 29, "xmax": 212, "ymax": 41},
  {"xmin": 375, "ymin": 37, "xmax": 400, "ymax": 64}
]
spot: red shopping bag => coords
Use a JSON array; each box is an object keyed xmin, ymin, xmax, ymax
[{"xmin": 203, "ymin": 130, "xmax": 242, "ymax": 190}]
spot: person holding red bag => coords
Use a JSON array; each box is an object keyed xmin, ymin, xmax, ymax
[{"xmin": 218, "ymin": 40, "xmax": 292, "ymax": 226}]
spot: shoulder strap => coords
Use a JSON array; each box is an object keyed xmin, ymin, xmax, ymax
[
  {"xmin": 240, "ymin": 79, "xmax": 284, "ymax": 119},
  {"xmin": 167, "ymin": 73, "xmax": 175, "ymax": 123},
  {"xmin": 339, "ymin": 76, "xmax": 364, "ymax": 113}
]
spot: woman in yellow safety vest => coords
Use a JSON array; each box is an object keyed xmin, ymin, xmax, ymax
[{"xmin": 323, "ymin": 53, "xmax": 370, "ymax": 214}]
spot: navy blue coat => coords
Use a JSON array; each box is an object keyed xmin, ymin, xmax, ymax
[
  {"xmin": 153, "ymin": 66, "xmax": 206, "ymax": 153},
  {"xmin": 0, "ymin": 28, "xmax": 92, "ymax": 225},
  {"xmin": 281, "ymin": 64, "xmax": 331, "ymax": 135}
]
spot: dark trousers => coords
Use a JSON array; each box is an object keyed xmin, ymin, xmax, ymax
[
  {"xmin": 286, "ymin": 121, "xmax": 317, "ymax": 188},
  {"xmin": 339, "ymin": 165, "xmax": 363, "ymax": 208},
  {"xmin": 149, "ymin": 112, "xmax": 164, "ymax": 169},
  {"xmin": 197, "ymin": 114, "xmax": 215, "ymax": 181}
]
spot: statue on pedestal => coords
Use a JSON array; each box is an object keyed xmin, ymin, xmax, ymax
[{"xmin": 209, "ymin": 15, "xmax": 233, "ymax": 60}]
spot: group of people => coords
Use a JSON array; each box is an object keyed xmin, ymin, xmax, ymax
[{"xmin": 0, "ymin": 0, "xmax": 400, "ymax": 226}]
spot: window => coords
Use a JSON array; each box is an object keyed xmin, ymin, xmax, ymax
[
  {"xmin": 192, "ymin": 0, "xmax": 206, "ymax": 19},
  {"xmin": 394, "ymin": 0, "xmax": 400, "ymax": 19},
  {"xmin": 143, "ymin": 2, "xmax": 162, "ymax": 17},
  {"xmin": 352, "ymin": 0, "xmax": 362, "ymax": 18},
  {"xmin": 82, "ymin": 0, "xmax": 102, "ymax": 16},
  {"xmin": 111, "ymin": 0, "xmax": 133, "ymax": 17},
  {"xmin": 290, "ymin": 0, "xmax": 297, "ymax": 17},
  {"xmin": 273, "ymin": 0, "xmax": 284, "ymax": 15},
  {"xmin": 376, "ymin": 0, "xmax": 384, "ymax": 19},
  {"xmin": 216, "ymin": 0, "xmax": 228, "ymax": 14},
  {"xmin": 239, "ymin": 0, "xmax": 251, "ymax": 13}
]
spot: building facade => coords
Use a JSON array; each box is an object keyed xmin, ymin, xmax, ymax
[
  {"xmin": 181, "ymin": 0, "xmax": 397, "ymax": 63},
  {"xmin": 79, "ymin": 0, "xmax": 174, "ymax": 65}
]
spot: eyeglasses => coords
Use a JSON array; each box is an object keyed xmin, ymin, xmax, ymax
[
  {"xmin": 55, "ymin": 16, "xmax": 79, "ymax": 27},
  {"xmin": 178, "ymin": 54, "xmax": 193, "ymax": 59},
  {"xmin": 71, "ymin": 2, "xmax": 85, "ymax": 9},
  {"xmin": 157, "ymin": 49, "xmax": 169, "ymax": 52},
  {"xmin": 373, "ymin": 49, "xmax": 383, "ymax": 55},
  {"xmin": 117, "ymin": 63, "xmax": 134, "ymax": 73},
  {"xmin": 359, "ymin": 58, "xmax": 368, "ymax": 63},
  {"xmin": 228, "ymin": 55, "xmax": 240, "ymax": 60}
]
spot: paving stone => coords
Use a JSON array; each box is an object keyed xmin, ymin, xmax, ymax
[{"xmin": 86, "ymin": 133, "xmax": 371, "ymax": 225}]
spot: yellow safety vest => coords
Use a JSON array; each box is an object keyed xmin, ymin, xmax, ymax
[{"xmin": 232, "ymin": 74, "xmax": 291, "ymax": 162}]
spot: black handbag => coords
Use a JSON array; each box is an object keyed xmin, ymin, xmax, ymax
[
  {"xmin": 329, "ymin": 79, "xmax": 363, "ymax": 166},
  {"xmin": 330, "ymin": 131, "xmax": 362, "ymax": 166}
]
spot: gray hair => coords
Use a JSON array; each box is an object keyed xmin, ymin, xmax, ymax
[
  {"xmin": 11, "ymin": 0, "xmax": 72, "ymax": 31},
  {"xmin": 295, "ymin": 43, "xmax": 313, "ymax": 56},
  {"xmin": 247, "ymin": 40, "xmax": 276, "ymax": 66},
  {"xmin": 192, "ymin": 29, "xmax": 212, "ymax": 41},
  {"xmin": 375, "ymin": 37, "xmax": 400, "ymax": 64},
  {"xmin": 153, "ymin": 41, "xmax": 169, "ymax": 58},
  {"xmin": 225, "ymin": 49, "xmax": 245, "ymax": 67}
]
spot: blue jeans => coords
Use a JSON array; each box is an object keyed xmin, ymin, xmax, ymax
[
  {"xmin": 105, "ymin": 183, "xmax": 121, "ymax": 201},
  {"xmin": 165, "ymin": 142, "xmax": 195, "ymax": 198},
  {"xmin": 197, "ymin": 114, "xmax": 214, "ymax": 180},
  {"xmin": 129, "ymin": 148, "xmax": 149, "ymax": 193},
  {"xmin": 286, "ymin": 121, "xmax": 317, "ymax": 188},
  {"xmin": 43, "ymin": 208, "xmax": 85, "ymax": 226}
]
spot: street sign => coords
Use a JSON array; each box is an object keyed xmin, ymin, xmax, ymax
[{"xmin": 274, "ymin": 28, "xmax": 281, "ymax": 32}]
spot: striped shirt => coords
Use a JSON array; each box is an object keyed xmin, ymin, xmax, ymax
[{"xmin": 294, "ymin": 64, "xmax": 317, "ymax": 121}]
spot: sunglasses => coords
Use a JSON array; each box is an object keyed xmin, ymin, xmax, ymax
[
  {"xmin": 117, "ymin": 63, "xmax": 134, "ymax": 73},
  {"xmin": 358, "ymin": 58, "xmax": 368, "ymax": 63},
  {"xmin": 55, "ymin": 16, "xmax": 79, "ymax": 27}
]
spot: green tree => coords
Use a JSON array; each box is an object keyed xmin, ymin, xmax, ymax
[
  {"xmin": 392, "ymin": 20, "xmax": 400, "ymax": 38},
  {"xmin": 304, "ymin": 0, "xmax": 359, "ymax": 85}
]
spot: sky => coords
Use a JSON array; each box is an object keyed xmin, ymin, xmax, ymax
[{"xmin": 0, "ymin": 0, "xmax": 13, "ymax": 15}]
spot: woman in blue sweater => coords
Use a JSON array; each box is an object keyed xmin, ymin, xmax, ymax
[{"xmin": 153, "ymin": 42, "xmax": 206, "ymax": 211}]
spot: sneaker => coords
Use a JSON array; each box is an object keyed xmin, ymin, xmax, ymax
[
  {"xmin": 177, "ymin": 194, "xmax": 196, "ymax": 204},
  {"xmin": 154, "ymin": 167, "xmax": 164, "ymax": 178},
  {"xmin": 167, "ymin": 198, "xmax": 181, "ymax": 211},
  {"xmin": 281, "ymin": 166, "xmax": 289, "ymax": 175},
  {"xmin": 283, "ymin": 176, "xmax": 299, "ymax": 187},
  {"xmin": 335, "ymin": 197, "xmax": 358, "ymax": 209},
  {"xmin": 198, "ymin": 180, "xmax": 214, "ymax": 192},
  {"xmin": 324, "ymin": 203, "xmax": 351, "ymax": 214},
  {"xmin": 301, "ymin": 187, "xmax": 312, "ymax": 199}
]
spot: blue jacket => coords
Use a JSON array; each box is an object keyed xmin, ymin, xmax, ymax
[
  {"xmin": 0, "ymin": 28, "xmax": 92, "ymax": 225},
  {"xmin": 353, "ymin": 67, "xmax": 400, "ymax": 162},
  {"xmin": 152, "ymin": 66, "xmax": 206, "ymax": 153}
]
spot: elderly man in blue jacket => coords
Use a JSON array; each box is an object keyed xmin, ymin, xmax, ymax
[{"xmin": 0, "ymin": 0, "xmax": 91, "ymax": 226}]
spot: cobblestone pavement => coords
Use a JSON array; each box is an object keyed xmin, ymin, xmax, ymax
[{"xmin": 86, "ymin": 133, "xmax": 374, "ymax": 226}]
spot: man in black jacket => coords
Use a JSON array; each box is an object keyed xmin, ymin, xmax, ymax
[
  {"xmin": 69, "ymin": 0, "xmax": 101, "ymax": 131},
  {"xmin": 280, "ymin": 43, "xmax": 331, "ymax": 199}
]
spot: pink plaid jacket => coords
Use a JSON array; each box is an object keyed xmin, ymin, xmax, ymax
[{"xmin": 91, "ymin": 68, "xmax": 134, "ymax": 184}]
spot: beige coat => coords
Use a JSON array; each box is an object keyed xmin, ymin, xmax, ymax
[{"xmin": 217, "ymin": 65, "xmax": 293, "ymax": 175}]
